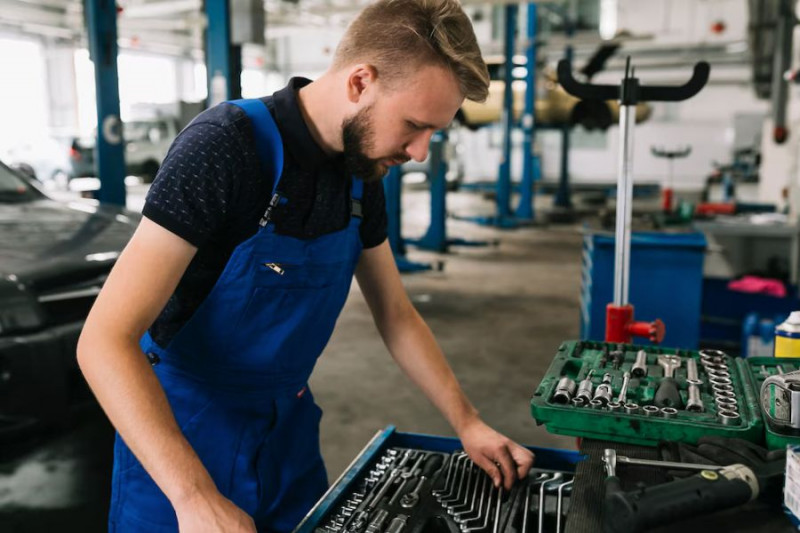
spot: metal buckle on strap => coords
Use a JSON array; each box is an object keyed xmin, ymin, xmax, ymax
[
  {"xmin": 260, "ymin": 192, "xmax": 282, "ymax": 227},
  {"xmin": 351, "ymin": 199, "xmax": 363, "ymax": 218}
]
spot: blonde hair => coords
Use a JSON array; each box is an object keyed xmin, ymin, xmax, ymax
[{"xmin": 333, "ymin": 0, "xmax": 489, "ymax": 102}]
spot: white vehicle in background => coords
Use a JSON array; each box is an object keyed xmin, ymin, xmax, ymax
[{"xmin": 68, "ymin": 117, "xmax": 179, "ymax": 184}]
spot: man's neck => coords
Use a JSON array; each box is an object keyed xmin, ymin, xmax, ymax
[{"xmin": 296, "ymin": 74, "xmax": 343, "ymax": 156}]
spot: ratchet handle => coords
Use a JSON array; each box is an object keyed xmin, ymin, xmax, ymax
[{"xmin": 603, "ymin": 465, "xmax": 756, "ymax": 533}]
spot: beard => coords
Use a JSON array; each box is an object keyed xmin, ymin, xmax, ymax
[{"xmin": 342, "ymin": 106, "xmax": 407, "ymax": 183}]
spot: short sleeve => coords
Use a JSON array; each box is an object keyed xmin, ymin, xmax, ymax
[
  {"xmin": 142, "ymin": 121, "xmax": 246, "ymax": 247},
  {"xmin": 359, "ymin": 180, "xmax": 388, "ymax": 249}
]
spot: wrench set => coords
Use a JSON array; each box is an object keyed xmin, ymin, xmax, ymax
[
  {"xmin": 531, "ymin": 341, "xmax": 764, "ymax": 446},
  {"xmin": 548, "ymin": 344, "xmax": 744, "ymax": 424},
  {"xmin": 316, "ymin": 448, "xmax": 574, "ymax": 533}
]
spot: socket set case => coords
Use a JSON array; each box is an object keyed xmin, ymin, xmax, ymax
[
  {"xmin": 745, "ymin": 357, "xmax": 800, "ymax": 450},
  {"xmin": 530, "ymin": 341, "xmax": 764, "ymax": 446},
  {"xmin": 294, "ymin": 426, "xmax": 581, "ymax": 533}
]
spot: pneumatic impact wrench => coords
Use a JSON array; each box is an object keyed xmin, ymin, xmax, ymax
[{"xmin": 601, "ymin": 449, "xmax": 781, "ymax": 533}]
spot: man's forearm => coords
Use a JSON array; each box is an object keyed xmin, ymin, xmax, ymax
[
  {"xmin": 77, "ymin": 333, "xmax": 217, "ymax": 507},
  {"xmin": 376, "ymin": 305, "xmax": 479, "ymax": 434}
]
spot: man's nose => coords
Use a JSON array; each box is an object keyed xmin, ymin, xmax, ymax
[{"xmin": 405, "ymin": 130, "xmax": 434, "ymax": 162}]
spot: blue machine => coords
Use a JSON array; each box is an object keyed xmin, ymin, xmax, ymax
[
  {"xmin": 580, "ymin": 231, "xmax": 707, "ymax": 349},
  {"xmin": 85, "ymin": 0, "xmax": 126, "ymax": 206}
]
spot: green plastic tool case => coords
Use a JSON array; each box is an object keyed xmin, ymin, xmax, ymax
[{"xmin": 531, "ymin": 340, "xmax": 800, "ymax": 448}]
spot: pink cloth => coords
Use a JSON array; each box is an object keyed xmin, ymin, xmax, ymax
[{"xmin": 728, "ymin": 276, "xmax": 787, "ymax": 298}]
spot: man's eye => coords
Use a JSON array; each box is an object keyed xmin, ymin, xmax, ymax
[{"xmin": 406, "ymin": 121, "xmax": 422, "ymax": 130}]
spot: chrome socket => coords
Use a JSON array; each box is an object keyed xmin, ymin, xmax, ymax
[
  {"xmin": 571, "ymin": 397, "xmax": 586, "ymax": 408},
  {"xmin": 643, "ymin": 405, "xmax": 660, "ymax": 417},
  {"xmin": 575, "ymin": 371, "xmax": 594, "ymax": 402},
  {"xmin": 593, "ymin": 373, "xmax": 614, "ymax": 405},
  {"xmin": 589, "ymin": 399, "xmax": 604, "ymax": 410},
  {"xmin": 718, "ymin": 409, "xmax": 741, "ymax": 426},
  {"xmin": 608, "ymin": 401, "xmax": 622, "ymax": 412},
  {"xmin": 686, "ymin": 385, "xmax": 704, "ymax": 412},
  {"xmin": 632, "ymin": 350, "xmax": 648, "ymax": 377},
  {"xmin": 712, "ymin": 383, "xmax": 734, "ymax": 394},
  {"xmin": 624, "ymin": 402, "xmax": 640, "ymax": 415},
  {"xmin": 661, "ymin": 407, "xmax": 678, "ymax": 419},
  {"xmin": 553, "ymin": 377, "xmax": 577, "ymax": 404},
  {"xmin": 709, "ymin": 376, "xmax": 732, "ymax": 387}
]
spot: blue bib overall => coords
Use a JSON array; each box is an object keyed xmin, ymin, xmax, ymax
[{"xmin": 108, "ymin": 99, "xmax": 364, "ymax": 532}]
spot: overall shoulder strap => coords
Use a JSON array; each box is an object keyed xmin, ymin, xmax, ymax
[{"xmin": 227, "ymin": 98, "xmax": 284, "ymax": 196}]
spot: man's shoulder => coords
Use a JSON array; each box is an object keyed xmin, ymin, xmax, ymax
[{"xmin": 182, "ymin": 97, "xmax": 274, "ymax": 141}]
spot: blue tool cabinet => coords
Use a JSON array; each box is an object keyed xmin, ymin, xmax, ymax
[{"xmin": 580, "ymin": 231, "xmax": 707, "ymax": 349}]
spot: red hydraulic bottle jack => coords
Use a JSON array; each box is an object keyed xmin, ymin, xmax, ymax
[{"xmin": 558, "ymin": 57, "xmax": 709, "ymax": 344}]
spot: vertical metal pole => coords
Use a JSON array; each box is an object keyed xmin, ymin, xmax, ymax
[
  {"xmin": 497, "ymin": 3, "xmax": 517, "ymax": 219},
  {"xmin": 516, "ymin": 3, "xmax": 538, "ymax": 220},
  {"xmin": 85, "ymin": 0, "xmax": 126, "ymax": 206},
  {"xmin": 206, "ymin": 0, "xmax": 233, "ymax": 107},
  {"xmin": 553, "ymin": 26, "xmax": 574, "ymax": 209},
  {"xmin": 417, "ymin": 131, "xmax": 448, "ymax": 252},
  {"xmin": 614, "ymin": 105, "xmax": 635, "ymax": 306},
  {"xmin": 384, "ymin": 166, "xmax": 406, "ymax": 256}
]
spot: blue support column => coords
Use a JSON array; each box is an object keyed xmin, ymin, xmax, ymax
[
  {"xmin": 383, "ymin": 167, "xmax": 435, "ymax": 272},
  {"xmin": 206, "ymin": 0, "xmax": 236, "ymax": 107},
  {"xmin": 515, "ymin": 3, "xmax": 540, "ymax": 220},
  {"xmin": 85, "ymin": 0, "xmax": 125, "ymax": 206},
  {"xmin": 407, "ymin": 132, "xmax": 494, "ymax": 252},
  {"xmin": 495, "ymin": 3, "xmax": 518, "ymax": 226},
  {"xmin": 456, "ymin": 4, "xmax": 522, "ymax": 229}
]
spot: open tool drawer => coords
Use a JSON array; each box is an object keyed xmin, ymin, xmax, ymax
[
  {"xmin": 294, "ymin": 426, "xmax": 582, "ymax": 533},
  {"xmin": 530, "ymin": 341, "xmax": 764, "ymax": 446}
]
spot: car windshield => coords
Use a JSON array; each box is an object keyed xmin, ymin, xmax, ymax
[{"xmin": 0, "ymin": 162, "xmax": 39, "ymax": 203}]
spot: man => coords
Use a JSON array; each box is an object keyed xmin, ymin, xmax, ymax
[{"xmin": 78, "ymin": 0, "xmax": 534, "ymax": 531}]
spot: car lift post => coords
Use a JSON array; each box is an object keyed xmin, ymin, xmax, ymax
[
  {"xmin": 383, "ymin": 167, "xmax": 437, "ymax": 273},
  {"xmin": 406, "ymin": 131, "xmax": 495, "ymax": 252},
  {"xmin": 206, "ymin": 0, "xmax": 241, "ymax": 107},
  {"xmin": 458, "ymin": 4, "xmax": 525, "ymax": 228},
  {"xmin": 85, "ymin": 0, "xmax": 126, "ymax": 206},
  {"xmin": 515, "ymin": 2, "xmax": 541, "ymax": 220}
]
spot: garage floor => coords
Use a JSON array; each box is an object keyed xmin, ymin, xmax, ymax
[
  {"xmin": 2, "ymin": 183, "xmax": 583, "ymax": 531},
  {"xmin": 314, "ymin": 186, "xmax": 580, "ymax": 479}
]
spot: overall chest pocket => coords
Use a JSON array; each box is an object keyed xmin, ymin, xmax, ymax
[{"xmin": 253, "ymin": 259, "xmax": 347, "ymax": 290}]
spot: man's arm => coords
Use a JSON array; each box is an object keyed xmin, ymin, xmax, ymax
[
  {"xmin": 77, "ymin": 218, "xmax": 255, "ymax": 532},
  {"xmin": 355, "ymin": 240, "xmax": 534, "ymax": 489}
]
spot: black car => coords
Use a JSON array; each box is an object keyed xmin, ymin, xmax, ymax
[{"xmin": 0, "ymin": 160, "xmax": 138, "ymax": 439}]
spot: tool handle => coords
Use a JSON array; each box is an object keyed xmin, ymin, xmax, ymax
[
  {"xmin": 603, "ymin": 467, "xmax": 755, "ymax": 533},
  {"xmin": 421, "ymin": 454, "xmax": 444, "ymax": 477},
  {"xmin": 654, "ymin": 377, "xmax": 682, "ymax": 409}
]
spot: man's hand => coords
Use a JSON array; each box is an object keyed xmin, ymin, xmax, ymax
[
  {"xmin": 457, "ymin": 417, "xmax": 535, "ymax": 490},
  {"xmin": 175, "ymin": 489, "xmax": 256, "ymax": 533}
]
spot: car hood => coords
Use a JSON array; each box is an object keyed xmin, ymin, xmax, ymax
[{"xmin": 0, "ymin": 199, "xmax": 138, "ymax": 288}]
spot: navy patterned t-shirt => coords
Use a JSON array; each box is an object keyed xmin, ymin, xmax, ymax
[{"xmin": 143, "ymin": 77, "xmax": 387, "ymax": 348}]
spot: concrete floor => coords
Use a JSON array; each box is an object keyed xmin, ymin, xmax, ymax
[{"xmin": 313, "ymin": 187, "xmax": 580, "ymax": 480}]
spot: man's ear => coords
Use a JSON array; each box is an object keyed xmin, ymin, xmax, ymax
[{"xmin": 346, "ymin": 64, "xmax": 378, "ymax": 104}]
